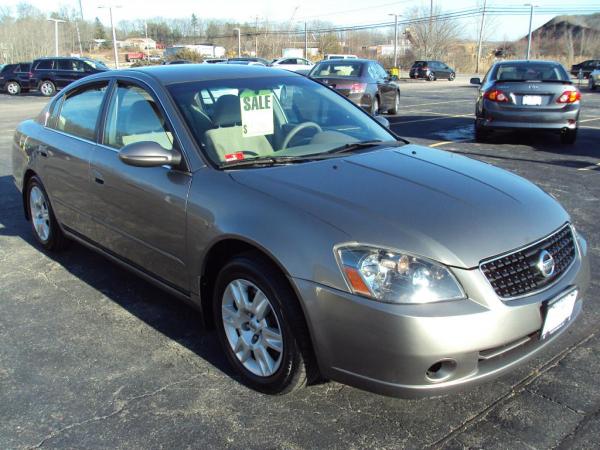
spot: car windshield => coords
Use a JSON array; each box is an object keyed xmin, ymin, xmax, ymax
[
  {"xmin": 310, "ymin": 61, "xmax": 364, "ymax": 78},
  {"xmin": 492, "ymin": 63, "xmax": 570, "ymax": 82},
  {"xmin": 168, "ymin": 75, "xmax": 395, "ymax": 166},
  {"xmin": 84, "ymin": 59, "xmax": 109, "ymax": 70}
]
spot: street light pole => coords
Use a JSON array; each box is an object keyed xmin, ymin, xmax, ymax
[
  {"xmin": 525, "ymin": 3, "xmax": 537, "ymax": 60},
  {"xmin": 99, "ymin": 5, "xmax": 122, "ymax": 69},
  {"xmin": 388, "ymin": 14, "xmax": 399, "ymax": 69},
  {"xmin": 47, "ymin": 18, "xmax": 66, "ymax": 56},
  {"xmin": 304, "ymin": 21, "xmax": 308, "ymax": 59},
  {"xmin": 476, "ymin": 0, "xmax": 487, "ymax": 73},
  {"xmin": 233, "ymin": 28, "xmax": 241, "ymax": 57}
]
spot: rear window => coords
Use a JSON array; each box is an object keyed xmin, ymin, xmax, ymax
[
  {"xmin": 311, "ymin": 61, "xmax": 363, "ymax": 78},
  {"xmin": 35, "ymin": 60, "xmax": 54, "ymax": 70},
  {"xmin": 16, "ymin": 63, "xmax": 31, "ymax": 72},
  {"xmin": 412, "ymin": 61, "xmax": 427, "ymax": 68},
  {"xmin": 1, "ymin": 64, "xmax": 17, "ymax": 74},
  {"xmin": 492, "ymin": 63, "xmax": 570, "ymax": 82}
]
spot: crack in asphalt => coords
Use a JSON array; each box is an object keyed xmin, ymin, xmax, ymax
[
  {"xmin": 525, "ymin": 388, "xmax": 585, "ymax": 416},
  {"xmin": 29, "ymin": 373, "xmax": 203, "ymax": 449},
  {"xmin": 425, "ymin": 332, "xmax": 597, "ymax": 449},
  {"xmin": 552, "ymin": 406, "xmax": 600, "ymax": 450}
]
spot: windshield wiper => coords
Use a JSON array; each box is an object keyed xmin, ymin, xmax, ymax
[
  {"xmin": 220, "ymin": 155, "xmax": 321, "ymax": 169},
  {"xmin": 325, "ymin": 140, "xmax": 402, "ymax": 155}
]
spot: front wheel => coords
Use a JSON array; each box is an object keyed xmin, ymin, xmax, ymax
[
  {"xmin": 371, "ymin": 96, "xmax": 380, "ymax": 115},
  {"xmin": 6, "ymin": 81, "xmax": 21, "ymax": 95},
  {"xmin": 448, "ymin": 72, "xmax": 456, "ymax": 81},
  {"xmin": 388, "ymin": 91, "xmax": 400, "ymax": 115},
  {"xmin": 427, "ymin": 72, "xmax": 436, "ymax": 81},
  {"xmin": 40, "ymin": 80, "xmax": 56, "ymax": 97},
  {"xmin": 26, "ymin": 176, "xmax": 68, "ymax": 250},
  {"xmin": 590, "ymin": 78, "xmax": 597, "ymax": 91},
  {"xmin": 213, "ymin": 253, "xmax": 309, "ymax": 394}
]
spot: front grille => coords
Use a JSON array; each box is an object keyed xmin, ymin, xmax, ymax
[{"xmin": 480, "ymin": 225, "xmax": 576, "ymax": 299}]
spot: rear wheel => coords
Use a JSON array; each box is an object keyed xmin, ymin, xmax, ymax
[
  {"xmin": 590, "ymin": 78, "xmax": 597, "ymax": 91},
  {"xmin": 427, "ymin": 72, "xmax": 436, "ymax": 81},
  {"xmin": 371, "ymin": 96, "xmax": 380, "ymax": 115},
  {"xmin": 474, "ymin": 121, "xmax": 490, "ymax": 142},
  {"xmin": 26, "ymin": 176, "xmax": 68, "ymax": 251},
  {"xmin": 560, "ymin": 128, "xmax": 577, "ymax": 145},
  {"xmin": 213, "ymin": 253, "xmax": 309, "ymax": 394},
  {"xmin": 6, "ymin": 81, "xmax": 21, "ymax": 95},
  {"xmin": 388, "ymin": 91, "xmax": 400, "ymax": 115},
  {"xmin": 40, "ymin": 80, "xmax": 56, "ymax": 97}
]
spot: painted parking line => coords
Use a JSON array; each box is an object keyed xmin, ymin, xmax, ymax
[
  {"xmin": 577, "ymin": 162, "xmax": 600, "ymax": 171},
  {"xmin": 399, "ymin": 99, "xmax": 473, "ymax": 108},
  {"xmin": 392, "ymin": 113, "xmax": 473, "ymax": 124},
  {"xmin": 578, "ymin": 116, "xmax": 600, "ymax": 123}
]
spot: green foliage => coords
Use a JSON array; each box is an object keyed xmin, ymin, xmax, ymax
[
  {"xmin": 170, "ymin": 48, "xmax": 202, "ymax": 62},
  {"xmin": 94, "ymin": 17, "xmax": 106, "ymax": 40}
]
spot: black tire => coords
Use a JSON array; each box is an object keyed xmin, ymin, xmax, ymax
[
  {"xmin": 26, "ymin": 176, "xmax": 68, "ymax": 251},
  {"xmin": 39, "ymin": 80, "xmax": 56, "ymax": 97},
  {"xmin": 560, "ymin": 128, "xmax": 577, "ymax": 145},
  {"xmin": 371, "ymin": 96, "xmax": 380, "ymax": 115},
  {"xmin": 448, "ymin": 72, "xmax": 456, "ymax": 81},
  {"xmin": 427, "ymin": 72, "xmax": 436, "ymax": 81},
  {"xmin": 6, "ymin": 81, "xmax": 21, "ymax": 95},
  {"xmin": 474, "ymin": 121, "xmax": 490, "ymax": 142},
  {"xmin": 590, "ymin": 79, "xmax": 597, "ymax": 91},
  {"xmin": 212, "ymin": 252, "xmax": 311, "ymax": 394},
  {"xmin": 387, "ymin": 91, "xmax": 400, "ymax": 115}
]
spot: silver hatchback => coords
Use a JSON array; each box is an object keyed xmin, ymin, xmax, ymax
[{"xmin": 12, "ymin": 65, "xmax": 590, "ymax": 397}]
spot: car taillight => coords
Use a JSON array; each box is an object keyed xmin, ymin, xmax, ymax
[
  {"xmin": 556, "ymin": 89, "xmax": 581, "ymax": 104},
  {"xmin": 484, "ymin": 89, "xmax": 509, "ymax": 102},
  {"xmin": 349, "ymin": 83, "xmax": 366, "ymax": 94}
]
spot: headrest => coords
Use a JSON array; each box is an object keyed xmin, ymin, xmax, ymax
[
  {"xmin": 212, "ymin": 94, "xmax": 241, "ymax": 127},
  {"xmin": 126, "ymin": 100, "xmax": 164, "ymax": 134}
]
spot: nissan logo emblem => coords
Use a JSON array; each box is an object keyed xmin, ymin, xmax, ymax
[{"xmin": 537, "ymin": 250, "xmax": 555, "ymax": 278}]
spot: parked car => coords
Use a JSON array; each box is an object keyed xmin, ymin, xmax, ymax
[
  {"xmin": 270, "ymin": 57, "xmax": 314, "ymax": 72},
  {"xmin": 0, "ymin": 62, "xmax": 32, "ymax": 95},
  {"xmin": 570, "ymin": 59, "xmax": 600, "ymax": 79},
  {"xmin": 308, "ymin": 58, "xmax": 400, "ymax": 115},
  {"xmin": 324, "ymin": 54, "xmax": 357, "ymax": 60},
  {"xmin": 12, "ymin": 65, "xmax": 590, "ymax": 398},
  {"xmin": 589, "ymin": 68, "xmax": 600, "ymax": 90},
  {"xmin": 203, "ymin": 58, "xmax": 228, "ymax": 64},
  {"xmin": 471, "ymin": 60, "xmax": 581, "ymax": 144},
  {"xmin": 409, "ymin": 60, "xmax": 456, "ymax": 81},
  {"xmin": 227, "ymin": 57, "xmax": 270, "ymax": 66},
  {"xmin": 163, "ymin": 59, "xmax": 194, "ymax": 65},
  {"xmin": 30, "ymin": 57, "xmax": 109, "ymax": 96}
]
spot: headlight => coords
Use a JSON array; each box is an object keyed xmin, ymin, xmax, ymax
[{"xmin": 336, "ymin": 245, "xmax": 465, "ymax": 304}]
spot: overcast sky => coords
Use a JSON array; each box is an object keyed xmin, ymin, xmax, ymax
[{"xmin": 4, "ymin": 0, "xmax": 598, "ymax": 41}]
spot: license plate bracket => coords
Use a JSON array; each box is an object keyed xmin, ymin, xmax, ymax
[{"xmin": 541, "ymin": 289, "xmax": 578, "ymax": 339}]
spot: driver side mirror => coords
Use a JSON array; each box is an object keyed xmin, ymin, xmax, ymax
[
  {"xmin": 470, "ymin": 77, "xmax": 482, "ymax": 85},
  {"xmin": 119, "ymin": 141, "xmax": 182, "ymax": 168},
  {"xmin": 374, "ymin": 115, "xmax": 390, "ymax": 128}
]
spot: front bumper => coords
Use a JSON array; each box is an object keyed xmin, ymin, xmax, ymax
[
  {"xmin": 293, "ymin": 234, "xmax": 590, "ymax": 398},
  {"xmin": 479, "ymin": 100, "xmax": 580, "ymax": 131}
]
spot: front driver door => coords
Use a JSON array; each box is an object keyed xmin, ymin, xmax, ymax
[{"xmin": 90, "ymin": 80, "xmax": 192, "ymax": 291}]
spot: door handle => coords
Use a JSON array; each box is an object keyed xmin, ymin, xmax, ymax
[{"xmin": 92, "ymin": 169, "xmax": 104, "ymax": 185}]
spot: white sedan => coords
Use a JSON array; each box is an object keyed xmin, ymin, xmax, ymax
[
  {"xmin": 270, "ymin": 57, "xmax": 314, "ymax": 72},
  {"xmin": 589, "ymin": 69, "xmax": 600, "ymax": 90}
]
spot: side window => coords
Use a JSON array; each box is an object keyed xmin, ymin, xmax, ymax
[
  {"xmin": 54, "ymin": 83, "xmax": 108, "ymax": 140},
  {"xmin": 104, "ymin": 83, "xmax": 174, "ymax": 151},
  {"xmin": 375, "ymin": 64, "xmax": 388, "ymax": 80},
  {"xmin": 57, "ymin": 59, "xmax": 74, "ymax": 71},
  {"xmin": 36, "ymin": 60, "xmax": 53, "ymax": 70}
]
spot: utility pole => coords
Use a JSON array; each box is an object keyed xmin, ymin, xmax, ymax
[
  {"xmin": 233, "ymin": 28, "xmax": 241, "ymax": 57},
  {"xmin": 48, "ymin": 18, "xmax": 66, "ymax": 56},
  {"xmin": 476, "ymin": 0, "xmax": 487, "ymax": 73},
  {"xmin": 99, "ymin": 5, "xmax": 122, "ymax": 69},
  {"xmin": 304, "ymin": 21, "xmax": 308, "ymax": 59},
  {"xmin": 525, "ymin": 3, "xmax": 537, "ymax": 60},
  {"xmin": 388, "ymin": 14, "xmax": 403, "ymax": 70},
  {"xmin": 144, "ymin": 21, "xmax": 150, "ymax": 60},
  {"xmin": 255, "ymin": 17, "xmax": 259, "ymax": 57},
  {"xmin": 75, "ymin": 21, "xmax": 83, "ymax": 55}
]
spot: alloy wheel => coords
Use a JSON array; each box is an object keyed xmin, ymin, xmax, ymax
[
  {"xmin": 40, "ymin": 81, "xmax": 55, "ymax": 96},
  {"xmin": 29, "ymin": 185, "xmax": 51, "ymax": 242},
  {"xmin": 7, "ymin": 82, "xmax": 20, "ymax": 95},
  {"xmin": 221, "ymin": 279, "xmax": 284, "ymax": 377}
]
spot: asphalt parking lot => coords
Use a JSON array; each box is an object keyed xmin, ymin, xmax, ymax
[{"xmin": 1, "ymin": 79, "xmax": 599, "ymax": 449}]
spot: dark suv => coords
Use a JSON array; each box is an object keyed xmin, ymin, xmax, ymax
[
  {"xmin": 30, "ymin": 57, "xmax": 109, "ymax": 96},
  {"xmin": 0, "ymin": 62, "xmax": 32, "ymax": 95},
  {"xmin": 570, "ymin": 60, "xmax": 600, "ymax": 79},
  {"xmin": 409, "ymin": 60, "xmax": 456, "ymax": 81}
]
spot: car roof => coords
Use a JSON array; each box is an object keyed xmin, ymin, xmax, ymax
[
  {"xmin": 315, "ymin": 58, "xmax": 372, "ymax": 64},
  {"xmin": 114, "ymin": 64, "xmax": 300, "ymax": 85},
  {"xmin": 495, "ymin": 60, "xmax": 562, "ymax": 66}
]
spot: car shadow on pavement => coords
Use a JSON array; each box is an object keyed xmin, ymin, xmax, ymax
[{"xmin": 0, "ymin": 176, "xmax": 239, "ymax": 381}]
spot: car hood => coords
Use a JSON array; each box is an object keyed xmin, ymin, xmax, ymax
[{"xmin": 230, "ymin": 145, "xmax": 569, "ymax": 269}]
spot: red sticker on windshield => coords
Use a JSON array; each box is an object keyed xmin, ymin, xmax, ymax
[{"xmin": 224, "ymin": 152, "xmax": 245, "ymax": 162}]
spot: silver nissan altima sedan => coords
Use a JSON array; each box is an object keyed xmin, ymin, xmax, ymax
[{"xmin": 12, "ymin": 65, "xmax": 590, "ymax": 397}]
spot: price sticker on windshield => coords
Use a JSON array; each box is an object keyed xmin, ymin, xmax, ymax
[{"xmin": 240, "ymin": 91, "xmax": 274, "ymax": 137}]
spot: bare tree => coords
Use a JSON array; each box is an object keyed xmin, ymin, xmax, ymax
[{"xmin": 405, "ymin": 5, "xmax": 461, "ymax": 60}]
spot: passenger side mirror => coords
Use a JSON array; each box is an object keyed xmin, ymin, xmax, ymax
[
  {"xmin": 470, "ymin": 77, "xmax": 482, "ymax": 85},
  {"xmin": 119, "ymin": 141, "xmax": 182, "ymax": 168},
  {"xmin": 374, "ymin": 115, "xmax": 390, "ymax": 128}
]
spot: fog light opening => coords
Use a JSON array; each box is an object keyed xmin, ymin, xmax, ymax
[{"xmin": 426, "ymin": 359, "xmax": 457, "ymax": 383}]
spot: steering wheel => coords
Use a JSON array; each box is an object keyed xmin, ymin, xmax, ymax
[{"xmin": 281, "ymin": 122, "xmax": 323, "ymax": 149}]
